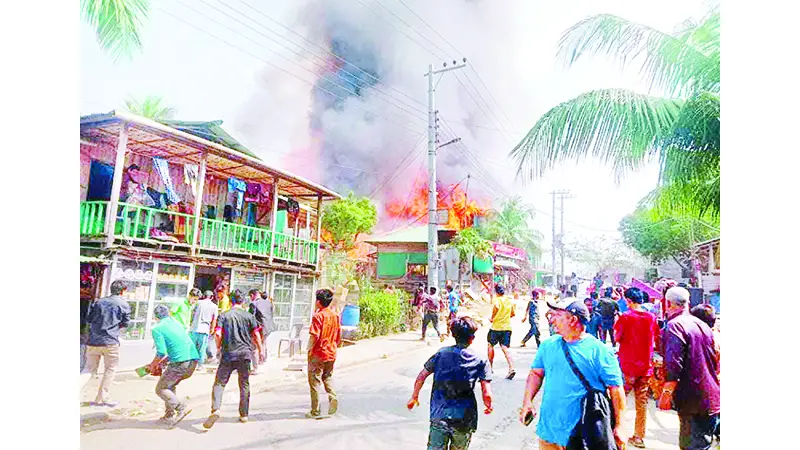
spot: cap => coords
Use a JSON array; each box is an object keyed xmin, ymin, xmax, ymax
[{"xmin": 547, "ymin": 297, "xmax": 591, "ymax": 324}]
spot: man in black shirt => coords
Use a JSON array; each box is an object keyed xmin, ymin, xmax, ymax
[
  {"xmin": 84, "ymin": 280, "xmax": 131, "ymax": 407},
  {"xmin": 597, "ymin": 287, "xmax": 620, "ymax": 345},
  {"xmin": 203, "ymin": 292, "xmax": 263, "ymax": 428}
]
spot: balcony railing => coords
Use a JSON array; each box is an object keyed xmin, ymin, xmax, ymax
[
  {"xmin": 80, "ymin": 201, "xmax": 319, "ymax": 266},
  {"xmin": 272, "ymin": 232, "xmax": 319, "ymax": 266},
  {"xmin": 197, "ymin": 218, "xmax": 272, "ymax": 257}
]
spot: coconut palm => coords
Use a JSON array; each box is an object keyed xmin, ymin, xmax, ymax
[
  {"xmin": 511, "ymin": 7, "xmax": 720, "ymax": 218},
  {"xmin": 81, "ymin": 0, "xmax": 149, "ymax": 61},
  {"xmin": 483, "ymin": 197, "xmax": 544, "ymax": 258},
  {"xmin": 124, "ymin": 96, "xmax": 177, "ymax": 121}
]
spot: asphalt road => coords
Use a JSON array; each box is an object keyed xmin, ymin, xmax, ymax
[{"xmin": 81, "ymin": 321, "xmax": 683, "ymax": 449}]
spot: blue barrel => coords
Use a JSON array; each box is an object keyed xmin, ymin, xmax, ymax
[{"xmin": 341, "ymin": 304, "xmax": 360, "ymax": 327}]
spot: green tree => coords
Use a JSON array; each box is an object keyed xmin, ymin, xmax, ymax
[
  {"xmin": 447, "ymin": 227, "xmax": 494, "ymax": 288},
  {"xmin": 511, "ymin": 7, "xmax": 720, "ymax": 218},
  {"xmin": 124, "ymin": 96, "xmax": 176, "ymax": 121},
  {"xmin": 619, "ymin": 206, "xmax": 719, "ymax": 268},
  {"xmin": 81, "ymin": 0, "xmax": 150, "ymax": 61},
  {"xmin": 564, "ymin": 235, "xmax": 647, "ymax": 276},
  {"xmin": 483, "ymin": 197, "xmax": 544, "ymax": 258},
  {"xmin": 321, "ymin": 193, "xmax": 378, "ymax": 252}
]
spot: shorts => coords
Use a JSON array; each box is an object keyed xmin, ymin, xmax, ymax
[{"xmin": 487, "ymin": 330, "xmax": 512, "ymax": 347}]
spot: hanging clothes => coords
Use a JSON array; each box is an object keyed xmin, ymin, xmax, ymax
[
  {"xmin": 183, "ymin": 164, "xmax": 199, "ymax": 194},
  {"xmin": 244, "ymin": 183, "xmax": 262, "ymax": 202},
  {"xmin": 152, "ymin": 157, "xmax": 181, "ymax": 204},
  {"xmin": 227, "ymin": 177, "xmax": 246, "ymax": 217},
  {"xmin": 146, "ymin": 187, "xmax": 167, "ymax": 209}
]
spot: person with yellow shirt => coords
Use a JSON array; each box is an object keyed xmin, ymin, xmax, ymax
[
  {"xmin": 488, "ymin": 284, "xmax": 516, "ymax": 380},
  {"xmin": 216, "ymin": 285, "xmax": 231, "ymax": 313}
]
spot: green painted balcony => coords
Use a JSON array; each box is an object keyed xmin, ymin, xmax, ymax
[{"xmin": 80, "ymin": 201, "xmax": 319, "ymax": 266}]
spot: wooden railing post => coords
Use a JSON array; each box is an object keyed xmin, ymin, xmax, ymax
[
  {"xmin": 315, "ymin": 194, "xmax": 323, "ymax": 270},
  {"xmin": 190, "ymin": 152, "xmax": 208, "ymax": 255},
  {"xmin": 268, "ymin": 177, "xmax": 280, "ymax": 264},
  {"xmin": 104, "ymin": 122, "xmax": 130, "ymax": 248}
]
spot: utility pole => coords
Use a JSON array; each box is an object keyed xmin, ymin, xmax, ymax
[
  {"xmin": 426, "ymin": 59, "xmax": 467, "ymax": 291},
  {"xmin": 550, "ymin": 189, "xmax": 571, "ymax": 289}
]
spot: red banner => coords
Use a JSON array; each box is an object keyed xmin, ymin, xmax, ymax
[{"xmin": 492, "ymin": 242, "xmax": 527, "ymax": 260}]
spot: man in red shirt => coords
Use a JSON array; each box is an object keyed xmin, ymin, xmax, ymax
[
  {"xmin": 614, "ymin": 287, "xmax": 660, "ymax": 448},
  {"xmin": 306, "ymin": 288, "xmax": 342, "ymax": 418}
]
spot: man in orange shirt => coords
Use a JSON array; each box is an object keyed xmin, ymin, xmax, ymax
[{"xmin": 306, "ymin": 288, "xmax": 342, "ymax": 418}]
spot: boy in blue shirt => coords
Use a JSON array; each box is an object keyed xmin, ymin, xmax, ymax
[{"xmin": 408, "ymin": 316, "xmax": 493, "ymax": 450}]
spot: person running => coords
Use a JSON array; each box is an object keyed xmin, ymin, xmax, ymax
[
  {"xmin": 658, "ymin": 287, "xmax": 720, "ymax": 450},
  {"xmin": 203, "ymin": 292, "xmax": 263, "ymax": 428},
  {"xmin": 421, "ymin": 287, "xmax": 445, "ymax": 342},
  {"xmin": 306, "ymin": 288, "xmax": 342, "ymax": 418},
  {"xmin": 170, "ymin": 288, "xmax": 199, "ymax": 331},
  {"xmin": 521, "ymin": 290, "xmax": 541, "ymax": 348},
  {"xmin": 596, "ymin": 287, "xmax": 619, "ymax": 345},
  {"xmin": 84, "ymin": 280, "xmax": 131, "ymax": 407},
  {"xmin": 614, "ymin": 287, "xmax": 660, "ymax": 448},
  {"xmin": 519, "ymin": 296, "xmax": 627, "ymax": 450},
  {"xmin": 487, "ymin": 284, "xmax": 516, "ymax": 380},
  {"xmin": 584, "ymin": 297, "xmax": 602, "ymax": 339},
  {"xmin": 189, "ymin": 290, "xmax": 218, "ymax": 370},
  {"xmin": 408, "ymin": 316, "xmax": 493, "ymax": 450},
  {"xmin": 149, "ymin": 305, "xmax": 200, "ymax": 428},
  {"xmin": 249, "ymin": 290, "xmax": 275, "ymax": 374},
  {"xmin": 446, "ymin": 285, "xmax": 461, "ymax": 324}
]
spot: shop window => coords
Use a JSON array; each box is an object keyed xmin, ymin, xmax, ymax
[
  {"xmin": 293, "ymin": 276, "xmax": 315, "ymax": 327},
  {"xmin": 272, "ymin": 273, "xmax": 294, "ymax": 331},
  {"xmin": 110, "ymin": 260, "xmax": 154, "ymax": 340}
]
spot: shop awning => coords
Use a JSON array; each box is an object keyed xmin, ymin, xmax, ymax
[{"xmin": 494, "ymin": 260, "xmax": 521, "ymax": 270}]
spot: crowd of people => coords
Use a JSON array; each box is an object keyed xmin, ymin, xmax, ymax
[
  {"xmin": 82, "ymin": 281, "xmax": 341, "ymax": 429},
  {"xmin": 406, "ymin": 280, "xmax": 720, "ymax": 450}
]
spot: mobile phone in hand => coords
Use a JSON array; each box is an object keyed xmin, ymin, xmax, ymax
[{"xmin": 524, "ymin": 410, "xmax": 535, "ymax": 426}]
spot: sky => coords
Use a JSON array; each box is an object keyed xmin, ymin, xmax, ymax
[{"xmin": 80, "ymin": 0, "xmax": 714, "ymax": 271}]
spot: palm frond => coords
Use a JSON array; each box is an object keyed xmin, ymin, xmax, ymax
[
  {"xmin": 81, "ymin": 0, "xmax": 149, "ymax": 61},
  {"xmin": 558, "ymin": 11, "xmax": 719, "ymax": 97},
  {"xmin": 124, "ymin": 95, "xmax": 176, "ymax": 121},
  {"xmin": 511, "ymin": 89, "xmax": 682, "ymax": 180}
]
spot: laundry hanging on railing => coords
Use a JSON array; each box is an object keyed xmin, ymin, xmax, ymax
[
  {"xmin": 227, "ymin": 177, "xmax": 246, "ymax": 217},
  {"xmin": 152, "ymin": 157, "xmax": 181, "ymax": 204},
  {"xmin": 183, "ymin": 164, "xmax": 199, "ymax": 194}
]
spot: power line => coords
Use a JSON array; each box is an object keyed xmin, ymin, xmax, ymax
[
  {"xmin": 368, "ymin": 132, "xmax": 427, "ymax": 198},
  {"xmin": 370, "ymin": 0, "xmax": 454, "ymax": 59},
  {"xmin": 185, "ymin": 0, "xmax": 426, "ymax": 124},
  {"xmin": 155, "ymin": 5, "xmax": 422, "ymax": 134},
  {"xmin": 235, "ymin": 0, "xmax": 427, "ymax": 109},
  {"xmin": 390, "ymin": 159, "xmax": 426, "ymax": 230}
]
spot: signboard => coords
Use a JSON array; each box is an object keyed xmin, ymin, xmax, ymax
[
  {"xmin": 436, "ymin": 209, "xmax": 449, "ymax": 224},
  {"xmin": 491, "ymin": 242, "xmax": 527, "ymax": 260}
]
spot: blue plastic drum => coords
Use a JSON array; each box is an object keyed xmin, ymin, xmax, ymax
[{"xmin": 341, "ymin": 304, "xmax": 360, "ymax": 327}]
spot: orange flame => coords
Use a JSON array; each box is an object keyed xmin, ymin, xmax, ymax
[{"xmin": 385, "ymin": 180, "xmax": 489, "ymax": 231}]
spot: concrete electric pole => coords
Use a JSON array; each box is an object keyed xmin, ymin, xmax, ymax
[
  {"xmin": 426, "ymin": 60, "xmax": 467, "ymax": 290},
  {"xmin": 550, "ymin": 189, "xmax": 571, "ymax": 289}
]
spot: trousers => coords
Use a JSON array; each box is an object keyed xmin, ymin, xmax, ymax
[
  {"xmin": 308, "ymin": 357, "xmax": 336, "ymax": 414},
  {"xmin": 422, "ymin": 312, "xmax": 441, "ymax": 338},
  {"xmin": 212, "ymin": 359, "xmax": 251, "ymax": 417},
  {"xmin": 85, "ymin": 345, "xmax": 120, "ymax": 403},
  {"xmin": 156, "ymin": 360, "xmax": 198, "ymax": 413}
]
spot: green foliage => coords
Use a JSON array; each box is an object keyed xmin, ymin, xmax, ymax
[
  {"xmin": 322, "ymin": 193, "xmax": 378, "ymax": 252},
  {"xmin": 619, "ymin": 207, "xmax": 719, "ymax": 265},
  {"xmin": 81, "ymin": 0, "xmax": 149, "ymax": 61},
  {"xmin": 124, "ymin": 96, "xmax": 176, "ymax": 121},
  {"xmin": 483, "ymin": 197, "xmax": 544, "ymax": 257},
  {"xmin": 512, "ymin": 7, "xmax": 720, "ymax": 218},
  {"xmin": 448, "ymin": 227, "xmax": 494, "ymax": 261},
  {"xmin": 356, "ymin": 288, "xmax": 411, "ymax": 339}
]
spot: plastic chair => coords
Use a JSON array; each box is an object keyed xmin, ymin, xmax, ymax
[{"xmin": 278, "ymin": 323, "xmax": 304, "ymax": 358}]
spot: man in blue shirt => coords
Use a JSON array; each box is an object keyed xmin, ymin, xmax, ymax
[
  {"xmin": 519, "ymin": 297, "xmax": 627, "ymax": 450},
  {"xmin": 149, "ymin": 305, "xmax": 200, "ymax": 428},
  {"xmin": 446, "ymin": 285, "xmax": 461, "ymax": 323},
  {"xmin": 408, "ymin": 316, "xmax": 493, "ymax": 450}
]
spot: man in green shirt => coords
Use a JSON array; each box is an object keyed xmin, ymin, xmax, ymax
[
  {"xmin": 149, "ymin": 305, "xmax": 200, "ymax": 428},
  {"xmin": 170, "ymin": 288, "xmax": 200, "ymax": 331}
]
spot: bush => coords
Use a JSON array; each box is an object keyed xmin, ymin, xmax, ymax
[{"xmin": 355, "ymin": 288, "xmax": 411, "ymax": 339}]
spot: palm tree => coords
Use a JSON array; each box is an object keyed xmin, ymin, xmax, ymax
[
  {"xmin": 81, "ymin": 0, "xmax": 150, "ymax": 61},
  {"xmin": 124, "ymin": 96, "xmax": 176, "ymax": 121},
  {"xmin": 483, "ymin": 197, "xmax": 544, "ymax": 259},
  {"xmin": 511, "ymin": 7, "xmax": 720, "ymax": 218}
]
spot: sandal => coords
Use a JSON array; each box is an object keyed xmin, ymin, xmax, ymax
[{"xmin": 506, "ymin": 370, "xmax": 516, "ymax": 380}]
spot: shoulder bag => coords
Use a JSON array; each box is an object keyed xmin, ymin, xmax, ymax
[{"xmin": 561, "ymin": 339, "xmax": 618, "ymax": 450}]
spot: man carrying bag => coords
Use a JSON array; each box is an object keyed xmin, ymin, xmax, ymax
[{"xmin": 519, "ymin": 297, "xmax": 627, "ymax": 450}]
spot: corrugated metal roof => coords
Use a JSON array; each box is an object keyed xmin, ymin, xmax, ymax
[
  {"xmin": 80, "ymin": 111, "xmax": 341, "ymax": 199},
  {"xmin": 365, "ymin": 226, "xmax": 429, "ymax": 244}
]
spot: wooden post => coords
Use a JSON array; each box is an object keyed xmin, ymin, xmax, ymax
[
  {"xmin": 105, "ymin": 122, "xmax": 130, "ymax": 248},
  {"xmin": 190, "ymin": 152, "xmax": 208, "ymax": 256},
  {"xmin": 268, "ymin": 177, "xmax": 280, "ymax": 264},
  {"xmin": 315, "ymin": 194, "xmax": 323, "ymax": 271}
]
